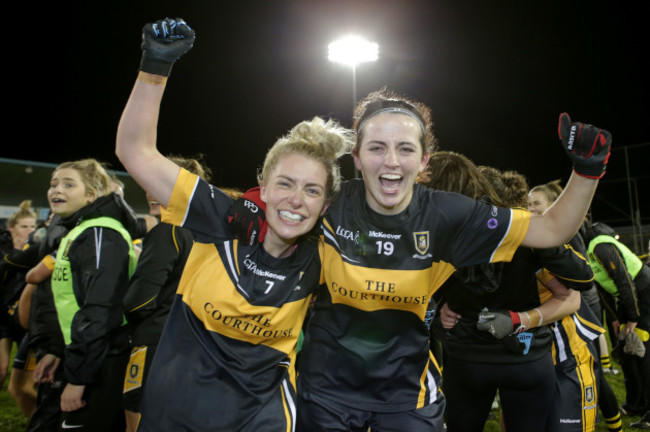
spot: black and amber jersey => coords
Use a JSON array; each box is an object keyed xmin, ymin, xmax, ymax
[
  {"xmin": 298, "ymin": 180, "xmax": 530, "ymax": 412},
  {"xmin": 138, "ymin": 169, "xmax": 323, "ymax": 431}
]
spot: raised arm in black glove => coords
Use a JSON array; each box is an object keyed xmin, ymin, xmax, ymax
[
  {"xmin": 140, "ymin": 17, "xmax": 195, "ymax": 77},
  {"xmin": 558, "ymin": 112, "xmax": 612, "ymax": 179}
]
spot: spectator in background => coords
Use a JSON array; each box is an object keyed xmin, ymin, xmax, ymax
[
  {"xmin": 583, "ymin": 222, "xmax": 650, "ymax": 429},
  {"xmin": 33, "ymin": 158, "xmax": 142, "ymax": 431},
  {"xmin": 0, "ymin": 201, "xmax": 37, "ymax": 418}
]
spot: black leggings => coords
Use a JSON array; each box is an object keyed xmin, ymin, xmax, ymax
[{"xmin": 443, "ymin": 353, "xmax": 556, "ymax": 432}]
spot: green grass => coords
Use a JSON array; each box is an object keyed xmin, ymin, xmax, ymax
[
  {"xmin": 1, "ymin": 344, "xmax": 29, "ymax": 432},
  {"xmin": 0, "ymin": 350, "xmax": 645, "ymax": 432}
]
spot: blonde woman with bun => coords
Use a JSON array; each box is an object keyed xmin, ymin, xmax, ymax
[{"xmin": 116, "ymin": 17, "xmax": 353, "ymax": 431}]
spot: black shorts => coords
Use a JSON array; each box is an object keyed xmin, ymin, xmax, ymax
[
  {"xmin": 551, "ymin": 350, "xmax": 598, "ymax": 432},
  {"xmin": 296, "ymin": 389, "xmax": 445, "ymax": 432},
  {"xmin": 443, "ymin": 353, "xmax": 556, "ymax": 432},
  {"xmin": 0, "ymin": 309, "xmax": 25, "ymax": 341},
  {"xmin": 122, "ymin": 345, "xmax": 157, "ymax": 412}
]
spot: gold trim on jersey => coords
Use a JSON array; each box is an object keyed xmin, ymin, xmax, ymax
[
  {"xmin": 323, "ymin": 242, "xmax": 455, "ymax": 318},
  {"xmin": 280, "ymin": 380, "xmax": 296, "ymax": 432},
  {"xmin": 161, "ymin": 169, "xmax": 198, "ymax": 226},
  {"xmin": 42, "ymin": 254, "xmax": 56, "ymax": 270},
  {"xmin": 416, "ymin": 350, "xmax": 442, "ymax": 409},
  {"xmin": 491, "ymin": 209, "xmax": 530, "ymax": 263},
  {"xmin": 178, "ymin": 242, "xmax": 312, "ymax": 356}
]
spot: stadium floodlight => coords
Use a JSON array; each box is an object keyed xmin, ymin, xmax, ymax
[
  {"xmin": 328, "ymin": 36, "xmax": 378, "ymax": 67},
  {"xmin": 328, "ymin": 35, "xmax": 378, "ymax": 107},
  {"xmin": 328, "ymin": 36, "xmax": 378, "ymax": 178}
]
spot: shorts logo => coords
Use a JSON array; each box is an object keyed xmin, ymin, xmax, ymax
[
  {"xmin": 585, "ymin": 385, "xmax": 595, "ymax": 405},
  {"xmin": 123, "ymin": 346, "xmax": 146, "ymax": 393},
  {"xmin": 413, "ymin": 232, "xmax": 430, "ymax": 255},
  {"xmin": 517, "ymin": 332, "xmax": 533, "ymax": 355}
]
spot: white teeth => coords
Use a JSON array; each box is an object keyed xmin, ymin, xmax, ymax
[
  {"xmin": 380, "ymin": 174, "xmax": 402, "ymax": 180},
  {"xmin": 279, "ymin": 210, "xmax": 304, "ymax": 222}
]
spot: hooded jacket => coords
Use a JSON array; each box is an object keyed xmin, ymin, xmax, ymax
[{"xmin": 52, "ymin": 193, "xmax": 142, "ymax": 385}]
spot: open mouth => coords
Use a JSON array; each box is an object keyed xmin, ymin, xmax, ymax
[
  {"xmin": 379, "ymin": 173, "xmax": 402, "ymax": 192},
  {"xmin": 50, "ymin": 197, "xmax": 66, "ymax": 204},
  {"xmin": 279, "ymin": 210, "xmax": 304, "ymax": 223}
]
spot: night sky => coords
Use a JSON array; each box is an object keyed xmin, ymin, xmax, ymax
[{"xmin": 8, "ymin": 0, "xmax": 649, "ymax": 226}]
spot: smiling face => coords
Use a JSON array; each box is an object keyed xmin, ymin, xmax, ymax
[
  {"xmin": 9, "ymin": 217, "xmax": 36, "ymax": 250},
  {"xmin": 260, "ymin": 152, "xmax": 328, "ymax": 257},
  {"xmin": 527, "ymin": 190, "xmax": 552, "ymax": 215},
  {"xmin": 354, "ymin": 112, "xmax": 430, "ymax": 215},
  {"xmin": 48, "ymin": 168, "xmax": 96, "ymax": 218}
]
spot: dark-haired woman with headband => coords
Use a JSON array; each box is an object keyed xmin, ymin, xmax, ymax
[{"xmin": 289, "ymin": 89, "xmax": 611, "ymax": 431}]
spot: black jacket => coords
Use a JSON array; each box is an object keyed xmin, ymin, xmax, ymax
[
  {"xmin": 123, "ymin": 222, "xmax": 193, "ymax": 346},
  {"xmin": 54, "ymin": 193, "xmax": 142, "ymax": 385}
]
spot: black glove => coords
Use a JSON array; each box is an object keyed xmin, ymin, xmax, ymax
[
  {"xmin": 477, "ymin": 308, "xmax": 526, "ymax": 339},
  {"xmin": 228, "ymin": 187, "xmax": 267, "ymax": 245},
  {"xmin": 558, "ymin": 112, "xmax": 612, "ymax": 179},
  {"xmin": 140, "ymin": 17, "xmax": 195, "ymax": 76}
]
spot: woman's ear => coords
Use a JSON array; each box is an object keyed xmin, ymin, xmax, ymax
[
  {"xmin": 419, "ymin": 151, "xmax": 431, "ymax": 171},
  {"xmin": 352, "ymin": 146, "xmax": 363, "ymax": 172},
  {"xmin": 259, "ymin": 181, "xmax": 268, "ymax": 204},
  {"xmin": 85, "ymin": 190, "xmax": 97, "ymax": 204},
  {"xmin": 320, "ymin": 200, "xmax": 330, "ymax": 217}
]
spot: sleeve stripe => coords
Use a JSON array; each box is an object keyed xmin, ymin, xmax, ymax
[
  {"xmin": 180, "ymin": 178, "xmax": 200, "ymax": 227},
  {"xmin": 42, "ymin": 255, "xmax": 56, "ymax": 270},
  {"xmin": 489, "ymin": 208, "xmax": 513, "ymax": 262},
  {"xmin": 161, "ymin": 169, "xmax": 200, "ymax": 227},
  {"xmin": 491, "ymin": 209, "xmax": 530, "ymax": 263}
]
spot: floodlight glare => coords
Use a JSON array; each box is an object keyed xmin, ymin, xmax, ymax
[{"xmin": 328, "ymin": 36, "xmax": 378, "ymax": 67}]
